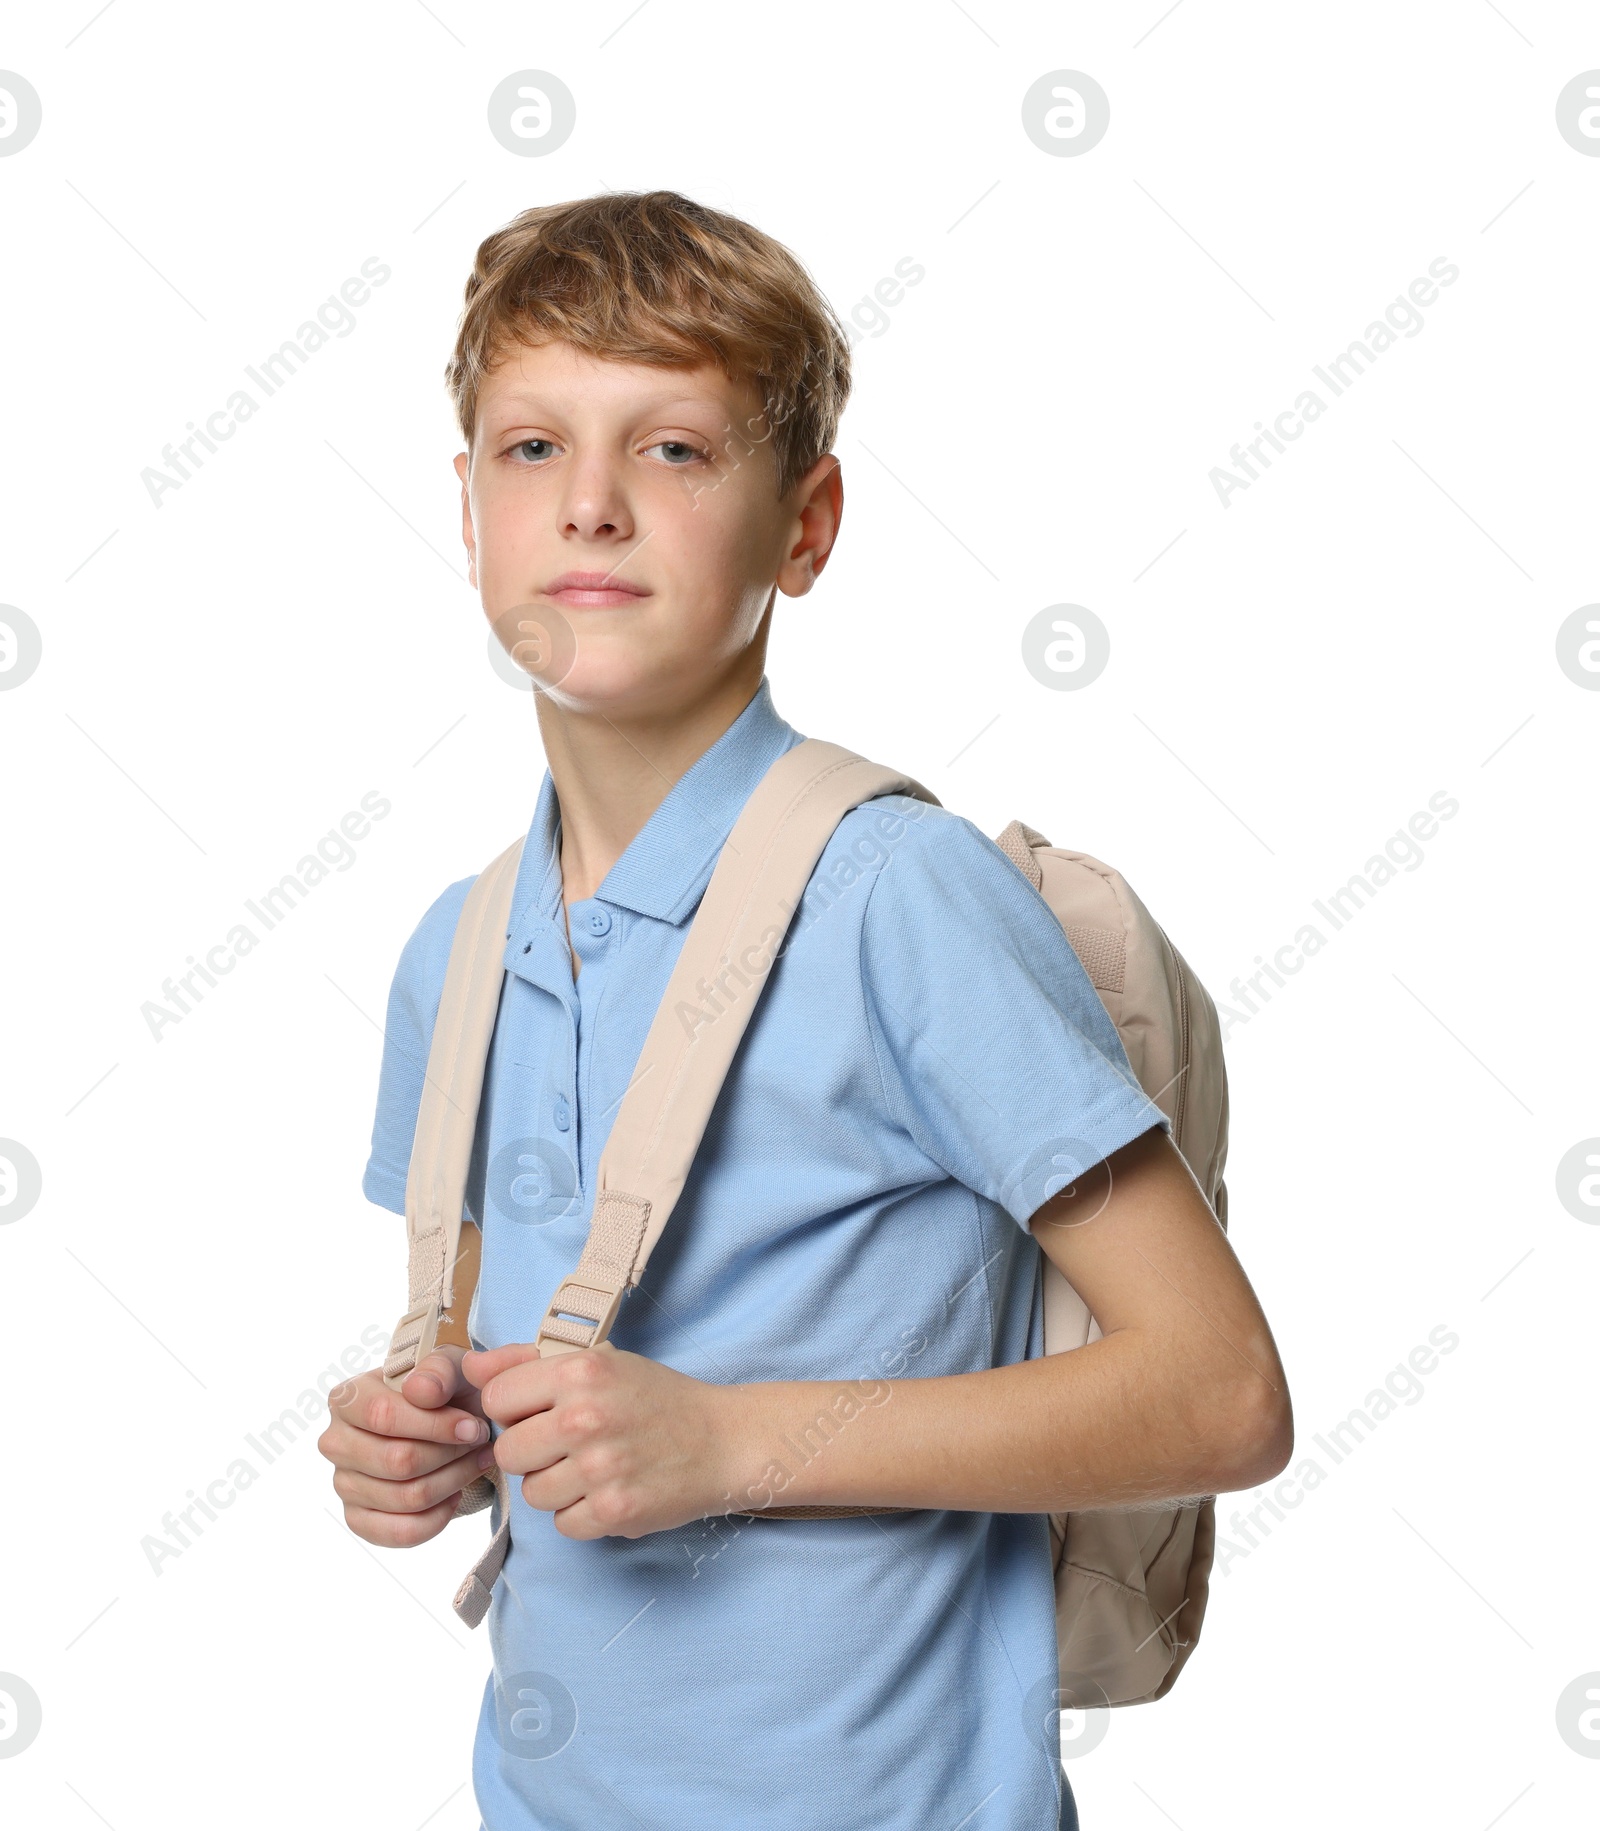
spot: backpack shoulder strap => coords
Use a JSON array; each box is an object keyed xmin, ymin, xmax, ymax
[
  {"xmin": 533, "ymin": 738, "xmax": 938, "ymax": 1358},
  {"xmin": 381, "ymin": 834, "xmax": 525, "ymax": 1391}
]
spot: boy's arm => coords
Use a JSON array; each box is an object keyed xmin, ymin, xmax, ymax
[
  {"xmin": 470, "ymin": 1125, "xmax": 1292, "ymax": 1539},
  {"xmin": 470, "ymin": 812, "xmax": 1290, "ymax": 1535},
  {"xmin": 725, "ymin": 1123, "xmax": 1289, "ymax": 1515}
]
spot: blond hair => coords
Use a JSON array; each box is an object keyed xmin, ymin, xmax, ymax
[{"xmin": 445, "ymin": 191, "xmax": 851, "ymax": 498}]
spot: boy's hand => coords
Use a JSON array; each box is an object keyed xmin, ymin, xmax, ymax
[
  {"xmin": 319, "ymin": 1347, "xmax": 499, "ymax": 1548},
  {"xmin": 467, "ymin": 1341, "xmax": 748, "ymax": 1541}
]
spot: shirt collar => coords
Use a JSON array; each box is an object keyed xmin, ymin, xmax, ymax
[{"xmin": 505, "ymin": 674, "xmax": 806, "ymax": 943}]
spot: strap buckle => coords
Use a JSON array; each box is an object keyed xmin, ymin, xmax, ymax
[
  {"xmin": 382, "ymin": 1298, "xmax": 441, "ymax": 1390},
  {"xmin": 535, "ymin": 1277, "xmax": 627, "ymax": 1351}
]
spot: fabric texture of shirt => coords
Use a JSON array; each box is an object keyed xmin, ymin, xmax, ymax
[{"xmin": 363, "ymin": 674, "xmax": 1171, "ymax": 1831}]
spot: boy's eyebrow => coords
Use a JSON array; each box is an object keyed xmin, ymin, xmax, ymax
[{"xmin": 483, "ymin": 388, "xmax": 742, "ymax": 422}]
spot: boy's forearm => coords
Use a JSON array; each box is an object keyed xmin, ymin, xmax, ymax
[{"xmin": 721, "ymin": 1331, "xmax": 1289, "ymax": 1517}]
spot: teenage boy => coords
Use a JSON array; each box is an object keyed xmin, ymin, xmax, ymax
[{"xmin": 318, "ymin": 191, "xmax": 1292, "ymax": 1831}]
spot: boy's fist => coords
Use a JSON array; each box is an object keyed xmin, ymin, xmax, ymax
[
  {"xmin": 318, "ymin": 1345, "xmax": 497, "ymax": 1548},
  {"xmin": 467, "ymin": 1339, "xmax": 751, "ymax": 1540}
]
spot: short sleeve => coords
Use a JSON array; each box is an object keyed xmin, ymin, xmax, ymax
[
  {"xmin": 858, "ymin": 803, "xmax": 1172, "ymax": 1231},
  {"xmin": 360, "ymin": 874, "xmax": 476, "ymax": 1216}
]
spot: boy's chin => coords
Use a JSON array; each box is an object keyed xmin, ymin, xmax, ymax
[
  {"xmin": 485, "ymin": 604, "xmax": 654, "ymax": 708},
  {"xmin": 528, "ymin": 651, "xmax": 687, "ymax": 718}
]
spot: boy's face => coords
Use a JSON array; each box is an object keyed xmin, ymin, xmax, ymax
[{"xmin": 454, "ymin": 340, "xmax": 841, "ymax": 717}]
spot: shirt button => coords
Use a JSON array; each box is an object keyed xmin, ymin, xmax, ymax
[
  {"xmin": 554, "ymin": 1096, "xmax": 571, "ymax": 1132},
  {"xmin": 584, "ymin": 906, "xmax": 612, "ymax": 937}
]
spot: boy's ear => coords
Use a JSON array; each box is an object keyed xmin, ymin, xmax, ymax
[
  {"xmin": 776, "ymin": 453, "xmax": 843, "ymax": 600},
  {"xmin": 453, "ymin": 449, "xmax": 478, "ymax": 589}
]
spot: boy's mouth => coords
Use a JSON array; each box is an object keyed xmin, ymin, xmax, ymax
[{"xmin": 543, "ymin": 570, "xmax": 651, "ymax": 607}]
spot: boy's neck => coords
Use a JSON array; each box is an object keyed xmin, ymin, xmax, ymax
[{"xmin": 535, "ymin": 656, "xmax": 767, "ymax": 909}]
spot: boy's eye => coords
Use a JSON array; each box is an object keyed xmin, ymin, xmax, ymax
[{"xmin": 504, "ymin": 436, "xmax": 707, "ymax": 467}]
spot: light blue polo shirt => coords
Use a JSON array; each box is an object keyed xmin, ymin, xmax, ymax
[{"xmin": 363, "ymin": 675, "xmax": 1170, "ymax": 1831}]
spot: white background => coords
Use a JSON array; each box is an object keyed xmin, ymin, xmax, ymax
[{"xmin": 2, "ymin": 2, "xmax": 1597, "ymax": 1827}]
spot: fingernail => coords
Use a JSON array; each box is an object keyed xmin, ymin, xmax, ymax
[
  {"xmin": 456, "ymin": 1418, "xmax": 487, "ymax": 1443},
  {"xmin": 477, "ymin": 1444, "xmax": 497, "ymax": 1468}
]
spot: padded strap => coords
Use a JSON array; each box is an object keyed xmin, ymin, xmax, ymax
[
  {"xmin": 382, "ymin": 835, "xmax": 524, "ymax": 1392},
  {"xmin": 531, "ymin": 741, "xmax": 938, "ymax": 1358}
]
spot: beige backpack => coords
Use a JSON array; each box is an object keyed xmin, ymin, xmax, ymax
[{"xmin": 382, "ymin": 739, "xmax": 1229, "ymax": 1707}]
